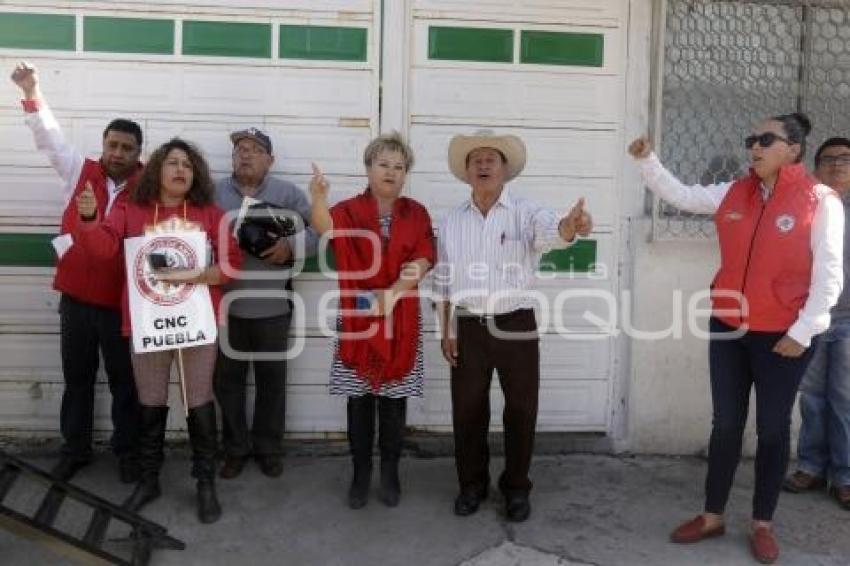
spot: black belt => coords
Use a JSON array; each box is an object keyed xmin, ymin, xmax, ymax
[{"xmin": 456, "ymin": 307, "xmax": 533, "ymax": 325}]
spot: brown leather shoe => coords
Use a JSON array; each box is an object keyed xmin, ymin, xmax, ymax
[
  {"xmin": 670, "ymin": 515, "xmax": 726, "ymax": 544},
  {"xmin": 750, "ymin": 526, "xmax": 779, "ymax": 564},
  {"xmin": 782, "ymin": 470, "xmax": 826, "ymax": 493},
  {"xmin": 219, "ymin": 456, "xmax": 246, "ymax": 479},
  {"xmin": 830, "ymin": 485, "xmax": 850, "ymax": 510}
]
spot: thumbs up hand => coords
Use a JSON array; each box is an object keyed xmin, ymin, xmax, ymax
[
  {"xmin": 572, "ymin": 197, "xmax": 593, "ymax": 237},
  {"xmin": 558, "ymin": 197, "xmax": 593, "ymax": 241},
  {"xmin": 76, "ymin": 183, "xmax": 98, "ymax": 221}
]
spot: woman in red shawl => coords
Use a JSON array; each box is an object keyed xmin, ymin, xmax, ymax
[{"xmin": 310, "ymin": 132, "xmax": 435, "ymax": 509}]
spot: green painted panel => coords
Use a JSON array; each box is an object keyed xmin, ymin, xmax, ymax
[
  {"xmin": 0, "ymin": 232, "xmax": 339, "ymax": 272},
  {"xmin": 539, "ymin": 239, "xmax": 596, "ymax": 273},
  {"xmin": 183, "ymin": 20, "xmax": 270, "ymax": 58},
  {"xmin": 302, "ymin": 248, "xmax": 336, "ymax": 273},
  {"xmin": 520, "ymin": 31, "xmax": 604, "ymax": 67},
  {"xmin": 279, "ymin": 25, "xmax": 367, "ymax": 61},
  {"xmin": 428, "ymin": 26, "xmax": 513, "ymax": 63},
  {"xmin": 0, "ymin": 13, "xmax": 75, "ymax": 51},
  {"xmin": 0, "ymin": 234, "xmax": 56, "ymax": 267},
  {"xmin": 306, "ymin": 243, "xmax": 594, "ymax": 274},
  {"xmin": 84, "ymin": 16, "xmax": 173, "ymax": 54},
  {"xmin": 0, "ymin": 232, "xmax": 591, "ymax": 273}
]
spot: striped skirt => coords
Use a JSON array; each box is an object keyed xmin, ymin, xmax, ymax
[{"xmin": 328, "ymin": 314, "xmax": 424, "ymax": 398}]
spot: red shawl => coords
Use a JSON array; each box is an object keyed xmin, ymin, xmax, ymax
[{"xmin": 330, "ymin": 189, "xmax": 435, "ymax": 390}]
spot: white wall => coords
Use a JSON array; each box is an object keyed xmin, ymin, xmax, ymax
[
  {"xmin": 628, "ymin": 221, "xmax": 718, "ymax": 454},
  {"xmin": 626, "ymin": 218, "xmax": 803, "ymax": 456}
]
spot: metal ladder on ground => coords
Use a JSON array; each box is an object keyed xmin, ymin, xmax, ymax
[{"xmin": 0, "ymin": 450, "xmax": 185, "ymax": 565}]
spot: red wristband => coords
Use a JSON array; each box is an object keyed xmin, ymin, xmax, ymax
[{"xmin": 21, "ymin": 98, "xmax": 42, "ymax": 113}]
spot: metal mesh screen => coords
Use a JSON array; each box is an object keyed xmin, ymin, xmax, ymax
[{"xmin": 654, "ymin": 0, "xmax": 850, "ymax": 239}]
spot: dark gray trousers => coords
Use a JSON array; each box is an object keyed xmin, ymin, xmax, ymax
[{"xmin": 214, "ymin": 313, "xmax": 291, "ymax": 458}]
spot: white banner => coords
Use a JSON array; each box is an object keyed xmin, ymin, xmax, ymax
[{"xmin": 124, "ymin": 232, "xmax": 217, "ymax": 354}]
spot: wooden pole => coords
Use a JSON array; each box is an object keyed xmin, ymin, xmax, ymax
[{"xmin": 176, "ymin": 348, "xmax": 189, "ymax": 418}]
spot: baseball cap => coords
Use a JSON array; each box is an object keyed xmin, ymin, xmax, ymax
[{"xmin": 230, "ymin": 127, "xmax": 273, "ymax": 155}]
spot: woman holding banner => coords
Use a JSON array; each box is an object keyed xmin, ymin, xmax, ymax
[
  {"xmin": 74, "ymin": 138, "xmax": 241, "ymax": 524},
  {"xmin": 310, "ymin": 132, "xmax": 435, "ymax": 509}
]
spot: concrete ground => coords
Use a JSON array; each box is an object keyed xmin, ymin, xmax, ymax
[{"xmin": 0, "ymin": 450, "xmax": 848, "ymax": 566}]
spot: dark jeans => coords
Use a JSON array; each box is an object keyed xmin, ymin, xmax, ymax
[
  {"xmin": 450, "ymin": 309, "xmax": 539, "ymax": 496},
  {"xmin": 705, "ymin": 317, "xmax": 816, "ymax": 521},
  {"xmin": 214, "ymin": 314, "xmax": 291, "ymax": 458},
  {"xmin": 58, "ymin": 294, "xmax": 139, "ymax": 461}
]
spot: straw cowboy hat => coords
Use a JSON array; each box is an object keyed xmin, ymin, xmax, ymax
[{"xmin": 448, "ymin": 129, "xmax": 527, "ymax": 183}]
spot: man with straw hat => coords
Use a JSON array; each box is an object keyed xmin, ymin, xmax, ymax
[{"xmin": 434, "ymin": 130, "xmax": 592, "ymax": 522}]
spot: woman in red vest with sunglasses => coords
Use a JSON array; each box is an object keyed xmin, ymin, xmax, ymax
[{"xmin": 628, "ymin": 113, "xmax": 844, "ymax": 564}]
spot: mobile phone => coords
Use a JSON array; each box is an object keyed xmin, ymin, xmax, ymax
[
  {"xmin": 148, "ymin": 252, "xmax": 169, "ymax": 270},
  {"xmin": 354, "ymin": 291, "xmax": 375, "ymax": 311}
]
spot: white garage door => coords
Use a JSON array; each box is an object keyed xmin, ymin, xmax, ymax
[
  {"xmin": 393, "ymin": 0, "xmax": 629, "ymax": 431},
  {"xmin": 0, "ymin": 0, "xmax": 628, "ymax": 436},
  {"xmin": 0, "ymin": 0, "xmax": 380, "ymax": 434}
]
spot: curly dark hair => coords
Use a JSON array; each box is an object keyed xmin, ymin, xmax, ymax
[{"xmin": 131, "ymin": 138, "xmax": 215, "ymax": 205}]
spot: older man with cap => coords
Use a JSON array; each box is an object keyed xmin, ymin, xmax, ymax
[
  {"xmin": 434, "ymin": 130, "xmax": 592, "ymax": 522},
  {"xmin": 214, "ymin": 127, "xmax": 318, "ymax": 478}
]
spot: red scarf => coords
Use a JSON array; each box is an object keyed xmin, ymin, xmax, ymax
[{"xmin": 330, "ymin": 190, "xmax": 435, "ymax": 390}]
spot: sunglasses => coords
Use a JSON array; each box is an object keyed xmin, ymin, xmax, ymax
[{"xmin": 744, "ymin": 132, "xmax": 791, "ymax": 150}]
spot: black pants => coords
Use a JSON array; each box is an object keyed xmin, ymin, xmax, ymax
[
  {"xmin": 705, "ymin": 317, "xmax": 816, "ymax": 520},
  {"xmin": 58, "ymin": 294, "xmax": 139, "ymax": 461},
  {"xmin": 214, "ymin": 313, "xmax": 291, "ymax": 458},
  {"xmin": 450, "ymin": 309, "xmax": 539, "ymax": 496}
]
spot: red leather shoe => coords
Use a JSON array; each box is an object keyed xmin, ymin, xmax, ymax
[
  {"xmin": 670, "ymin": 515, "xmax": 726, "ymax": 543},
  {"xmin": 750, "ymin": 526, "xmax": 779, "ymax": 564}
]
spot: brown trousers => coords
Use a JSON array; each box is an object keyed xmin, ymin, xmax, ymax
[
  {"xmin": 131, "ymin": 343, "xmax": 217, "ymax": 409},
  {"xmin": 450, "ymin": 309, "xmax": 539, "ymax": 496}
]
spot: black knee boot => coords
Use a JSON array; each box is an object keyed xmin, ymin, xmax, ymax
[
  {"xmin": 187, "ymin": 402, "xmax": 221, "ymax": 524},
  {"xmin": 123, "ymin": 406, "xmax": 168, "ymax": 513},
  {"xmin": 378, "ymin": 397, "xmax": 406, "ymax": 507},
  {"xmin": 347, "ymin": 394, "xmax": 375, "ymax": 509}
]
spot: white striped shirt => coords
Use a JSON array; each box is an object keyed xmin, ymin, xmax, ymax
[{"xmin": 434, "ymin": 187, "xmax": 574, "ymax": 315}]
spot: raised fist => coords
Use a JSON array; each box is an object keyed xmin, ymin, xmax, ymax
[
  {"xmin": 628, "ymin": 136, "xmax": 653, "ymax": 159},
  {"xmin": 10, "ymin": 61, "xmax": 39, "ymax": 98}
]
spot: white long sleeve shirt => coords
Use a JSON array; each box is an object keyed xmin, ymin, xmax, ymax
[
  {"xmin": 637, "ymin": 152, "xmax": 844, "ymax": 347},
  {"xmin": 24, "ymin": 104, "xmax": 127, "ymax": 212},
  {"xmin": 433, "ymin": 187, "xmax": 575, "ymax": 315}
]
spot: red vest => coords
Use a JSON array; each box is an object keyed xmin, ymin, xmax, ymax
[
  {"xmin": 712, "ymin": 163, "xmax": 825, "ymax": 331},
  {"xmin": 53, "ymin": 159, "xmax": 142, "ymax": 308}
]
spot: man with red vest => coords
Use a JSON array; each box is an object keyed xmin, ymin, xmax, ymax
[{"xmin": 11, "ymin": 62, "xmax": 142, "ymax": 483}]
